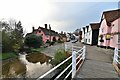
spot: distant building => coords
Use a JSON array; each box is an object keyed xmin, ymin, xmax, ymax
[
  {"xmin": 59, "ymin": 32, "xmax": 67, "ymax": 42},
  {"xmin": 98, "ymin": 9, "xmax": 120, "ymax": 49},
  {"xmin": 66, "ymin": 33, "xmax": 71, "ymax": 42},
  {"xmin": 79, "ymin": 31, "xmax": 82, "ymax": 42},
  {"xmin": 81, "ymin": 27, "xmax": 85, "ymax": 43},
  {"xmin": 26, "ymin": 24, "xmax": 60, "ymax": 43},
  {"xmin": 84, "ymin": 26, "xmax": 89, "ymax": 44}
]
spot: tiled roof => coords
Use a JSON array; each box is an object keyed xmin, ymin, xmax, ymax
[
  {"xmin": 90, "ymin": 23, "xmax": 100, "ymax": 30},
  {"xmin": 83, "ymin": 27, "xmax": 85, "ymax": 34},
  {"xmin": 33, "ymin": 26, "xmax": 60, "ymax": 37},
  {"xmin": 102, "ymin": 9, "xmax": 120, "ymax": 26},
  {"xmin": 86, "ymin": 26, "xmax": 89, "ymax": 32},
  {"xmin": 59, "ymin": 33, "xmax": 66, "ymax": 38}
]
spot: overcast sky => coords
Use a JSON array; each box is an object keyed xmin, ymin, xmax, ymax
[{"xmin": 0, "ymin": 0, "xmax": 119, "ymax": 33}]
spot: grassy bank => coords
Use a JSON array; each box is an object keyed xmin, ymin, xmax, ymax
[
  {"xmin": 0, "ymin": 52, "xmax": 18, "ymax": 60},
  {"xmin": 30, "ymin": 47, "xmax": 44, "ymax": 52}
]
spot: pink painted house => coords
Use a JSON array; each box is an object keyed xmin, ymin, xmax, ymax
[
  {"xmin": 98, "ymin": 9, "xmax": 120, "ymax": 49},
  {"xmin": 29, "ymin": 24, "xmax": 60, "ymax": 43}
]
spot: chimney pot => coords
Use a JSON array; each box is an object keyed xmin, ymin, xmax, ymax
[
  {"xmin": 32, "ymin": 27, "xmax": 35, "ymax": 32},
  {"xmin": 45, "ymin": 24, "xmax": 47, "ymax": 29}
]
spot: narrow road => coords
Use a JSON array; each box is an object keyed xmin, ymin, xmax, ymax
[
  {"xmin": 76, "ymin": 42, "xmax": 119, "ymax": 78},
  {"xmin": 41, "ymin": 43, "xmax": 65, "ymax": 57}
]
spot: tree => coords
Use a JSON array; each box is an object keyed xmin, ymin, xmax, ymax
[
  {"xmin": 1, "ymin": 19, "xmax": 24, "ymax": 53},
  {"xmin": 2, "ymin": 30, "xmax": 11, "ymax": 52},
  {"xmin": 25, "ymin": 34, "xmax": 43, "ymax": 48},
  {"xmin": 10, "ymin": 21, "xmax": 24, "ymax": 52}
]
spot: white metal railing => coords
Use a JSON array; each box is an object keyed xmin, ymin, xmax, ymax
[
  {"xmin": 113, "ymin": 47, "xmax": 120, "ymax": 65},
  {"xmin": 37, "ymin": 44, "xmax": 86, "ymax": 80}
]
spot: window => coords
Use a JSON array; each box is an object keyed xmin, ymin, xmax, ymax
[
  {"xmin": 118, "ymin": 34, "xmax": 120, "ymax": 43},
  {"xmin": 102, "ymin": 28, "xmax": 104, "ymax": 32},
  {"xmin": 39, "ymin": 30, "xmax": 41, "ymax": 33},
  {"xmin": 112, "ymin": 24, "xmax": 114, "ymax": 27},
  {"xmin": 89, "ymin": 32, "xmax": 90, "ymax": 35},
  {"xmin": 89, "ymin": 39, "xmax": 90, "ymax": 42},
  {"xmin": 86, "ymin": 39, "xmax": 87, "ymax": 43}
]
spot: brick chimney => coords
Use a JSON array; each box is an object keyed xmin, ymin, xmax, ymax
[
  {"xmin": 49, "ymin": 24, "xmax": 51, "ymax": 30},
  {"xmin": 45, "ymin": 24, "xmax": 47, "ymax": 29},
  {"xmin": 32, "ymin": 27, "xmax": 35, "ymax": 32}
]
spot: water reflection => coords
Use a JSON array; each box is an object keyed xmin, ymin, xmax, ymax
[
  {"xmin": 19, "ymin": 53, "xmax": 52, "ymax": 78},
  {"xmin": 2, "ymin": 53, "xmax": 52, "ymax": 78}
]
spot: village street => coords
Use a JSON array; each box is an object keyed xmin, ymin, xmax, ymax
[
  {"xmin": 41, "ymin": 42, "xmax": 120, "ymax": 78},
  {"xmin": 41, "ymin": 43, "xmax": 65, "ymax": 57}
]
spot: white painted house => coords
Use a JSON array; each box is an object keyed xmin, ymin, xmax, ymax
[
  {"xmin": 84, "ymin": 26, "xmax": 89, "ymax": 44},
  {"xmin": 81, "ymin": 27, "xmax": 85, "ymax": 43},
  {"xmin": 66, "ymin": 33, "xmax": 70, "ymax": 41},
  {"xmin": 87, "ymin": 23, "xmax": 100, "ymax": 45}
]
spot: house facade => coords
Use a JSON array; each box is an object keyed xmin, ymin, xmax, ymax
[
  {"xmin": 81, "ymin": 27, "xmax": 85, "ymax": 43},
  {"xmin": 79, "ymin": 31, "xmax": 82, "ymax": 42},
  {"xmin": 66, "ymin": 33, "xmax": 71, "ymax": 42},
  {"xmin": 87, "ymin": 23, "xmax": 100, "ymax": 45},
  {"xmin": 59, "ymin": 33, "xmax": 67, "ymax": 42},
  {"xmin": 32, "ymin": 24, "xmax": 59, "ymax": 43},
  {"xmin": 98, "ymin": 9, "xmax": 120, "ymax": 49},
  {"xmin": 109, "ymin": 17, "xmax": 120, "ymax": 49},
  {"xmin": 84, "ymin": 26, "xmax": 89, "ymax": 44}
]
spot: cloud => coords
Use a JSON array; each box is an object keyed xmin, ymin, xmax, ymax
[{"xmin": 0, "ymin": 0, "xmax": 119, "ymax": 33}]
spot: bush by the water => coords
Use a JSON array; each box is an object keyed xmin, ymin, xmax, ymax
[{"xmin": 51, "ymin": 49, "xmax": 71, "ymax": 69}]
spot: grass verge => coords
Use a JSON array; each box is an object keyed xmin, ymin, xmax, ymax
[
  {"xmin": 30, "ymin": 47, "xmax": 44, "ymax": 52},
  {"xmin": 0, "ymin": 52, "xmax": 18, "ymax": 60}
]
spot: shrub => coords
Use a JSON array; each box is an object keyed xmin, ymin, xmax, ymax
[
  {"xmin": 57, "ymin": 38, "xmax": 64, "ymax": 43},
  {"xmin": 46, "ymin": 40, "xmax": 50, "ymax": 44},
  {"xmin": 51, "ymin": 49, "xmax": 71, "ymax": 69},
  {"xmin": 24, "ymin": 34, "xmax": 43, "ymax": 48},
  {"xmin": 50, "ymin": 41, "xmax": 55, "ymax": 45}
]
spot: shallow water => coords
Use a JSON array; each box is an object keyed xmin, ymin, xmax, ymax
[{"xmin": 2, "ymin": 53, "xmax": 52, "ymax": 78}]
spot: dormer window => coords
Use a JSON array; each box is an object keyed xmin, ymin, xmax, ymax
[
  {"xmin": 112, "ymin": 24, "xmax": 114, "ymax": 27},
  {"xmin": 39, "ymin": 30, "xmax": 41, "ymax": 33},
  {"xmin": 102, "ymin": 28, "xmax": 104, "ymax": 32}
]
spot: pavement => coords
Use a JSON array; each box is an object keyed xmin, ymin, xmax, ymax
[{"xmin": 75, "ymin": 42, "xmax": 120, "ymax": 78}]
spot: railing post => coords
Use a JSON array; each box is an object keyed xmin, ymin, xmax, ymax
[
  {"xmin": 113, "ymin": 47, "xmax": 118, "ymax": 64},
  {"xmin": 72, "ymin": 51, "xmax": 76, "ymax": 78},
  {"xmin": 83, "ymin": 46, "xmax": 86, "ymax": 60}
]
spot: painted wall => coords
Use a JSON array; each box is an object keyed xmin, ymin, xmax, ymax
[
  {"xmin": 81, "ymin": 28, "xmax": 85, "ymax": 43},
  {"xmin": 35, "ymin": 29, "xmax": 59, "ymax": 43},
  {"xmin": 84, "ymin": 27, "xmax": 88, "ymax": 44},
  {"xmin": 87, "ymin": 26, "xmax": 92, "ymax": 45},
  {"xmin": 110, "ymin": 18, "xmax": 120, "ymax": 49},
  {"xmin": 36, "ymin": 29, "xmax": 47, "ymax": 43},
  {"xmin": 98, "ymin": 15, "xmax": 120, "ymax": 49},
  {"xmin": 98, "ymin": 15, "xmax": 111, "ymax": 47}
]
